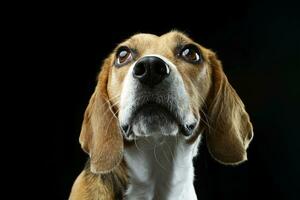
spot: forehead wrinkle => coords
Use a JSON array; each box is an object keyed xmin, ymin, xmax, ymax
[
  {"xmin": 174, "ymin": 34, "xmax": 191, "ymax": 45},
  {"xmin": 163, "ymin": 31, "xmax": 194, "ymax": 45}
]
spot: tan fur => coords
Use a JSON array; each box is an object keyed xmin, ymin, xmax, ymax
[
  {"xmin": 69, "ymin": 161, "xmax": 128, "ymax": 200},
  {"xmin": 79, "ymin": 57, "xmax": 123, "ymax": 174},
  {"xmin": 205, "ymin": 52, "xmax": 253, "ymax": 164},
  {"xmin": 69, "ymin": 31, "xmax": 253, "ymax": 199}
]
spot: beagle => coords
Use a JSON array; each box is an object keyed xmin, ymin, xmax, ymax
[{"xmin": 69, "ymin": 31, "xmax": 253, "ymax": 200}]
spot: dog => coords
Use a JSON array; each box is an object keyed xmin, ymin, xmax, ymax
[{"xmin": 69, "ymin": 31, "xmax": 253, "ymax": 200}]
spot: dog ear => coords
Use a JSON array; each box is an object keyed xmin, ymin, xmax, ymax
[
  {"xmin": 79, "ymin": 59, "xmax": 123, "ymax": 173},
  {"xmin": 205, "ymin": 51, "xmax": 253, "ymax": 165}
]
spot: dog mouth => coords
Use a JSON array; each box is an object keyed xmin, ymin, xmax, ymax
[
  {"xmin": 133, "ymin": 101, "xmax": 178, "ymax": 121},
  {"xmin": 120, "ymin": 101, "xmax": 196, "ymax": 139}
]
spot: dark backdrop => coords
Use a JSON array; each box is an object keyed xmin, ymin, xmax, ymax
[{"xmin": 20, "ymin": 0, "xmax": 299, "ymax": 199}]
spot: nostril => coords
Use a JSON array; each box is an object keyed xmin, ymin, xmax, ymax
[
  {"xmin": 133, "ymin": 64, "xmax": 146, "ymax": 77},
  {"xmin": 154, "ymin": 62, "xmax": 169, "ymax": 75},
  {"xmin": 133, "ymin": 56, "xmax": 170, "ymax": 86}
]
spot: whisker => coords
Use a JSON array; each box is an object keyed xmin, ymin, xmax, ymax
[
  {"xmin": 109, "ymin": 101, "xmax": 120, "ymax": 119},
  {"xmin": 154, "ymin": 142, "xmax": 168, "ymax": 171},
  {"xmin": 104, "ymin": 113, "xmax": 117, "ymax": 139},
  {"xmin": 104, "ymin": 104, "xmax": 120, "ymax": 137},
  {"xmin": 162, "ymin": 143, "xmax": 171, "ymax": 164},
  {"xmin": 199, "ymin": 109, "xmax": 211, "ymax": 129},
  {"xmin": 101, "ymin": 99, "xmax": 120, "ymax": 119},
  {"xmin": 164, "ymin": 138, "xmax": 174, "ymax": 165},
  {"xmin": 96, "ymin": 94, "xmax": 120, "ymax": 111},
  {"xmin": 108, "ymin": 93, "xmax": 121, "ymax": 102},
  {"xmin": 134, "ymin": 137, "xmax": 144, "ymax": 153}
]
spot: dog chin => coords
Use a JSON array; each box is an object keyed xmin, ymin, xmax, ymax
[{"xmin": 130, "ymin": 108, "xmax": 179, "ymax": 138}]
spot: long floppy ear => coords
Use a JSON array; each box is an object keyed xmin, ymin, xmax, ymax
[
  {"xmin": 79, "ymin": 60, "xmax": 123, "ymax": 173},
  {"xmin": 206, "ymin": 52, "xmax": 253, "ymax": 165}
]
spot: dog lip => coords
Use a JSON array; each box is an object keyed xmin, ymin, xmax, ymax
[
  {"xmin": 135, "ymin": 101, "xmax": 177, "ymax": 118},
  {"xmin": 181, "ymin": 122, "xmax": 197, "ymax": 136},
  {"xmin": 121, "ymin": 100, "xmax": 198, "ymax": 138},
  {"xmin": 134, "ymin": 101, "xmax": 170, "ymax": 113},
  {"xmin": 120, "ymin": 124, "xmax": 133, "ymax": 139},
  {"xmin": 121, "ymin": 125, "xmax": 129, "ymax": 134},
  {"xmin": 127, "ymin": 100, "xmax": 183, "ymax": 127}
]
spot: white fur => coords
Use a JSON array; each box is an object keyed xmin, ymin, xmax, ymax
[
  {"xmin": 124, "ymin": 135, "xmax": 201, "ymax": 200},
  {"xmin": 119, "ymin": 55, "xmax": 200, "ymax": 199},
  {"xmin": 119, "ymin": 54, "xmax": 196, "ymax": 138}
]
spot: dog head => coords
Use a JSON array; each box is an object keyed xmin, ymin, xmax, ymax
[{"xmin": 79, "ymin": 31, "xmax": 253, "ymax": 173}]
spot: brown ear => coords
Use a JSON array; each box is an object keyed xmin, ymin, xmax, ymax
[
  {"xmin": 206, "ymin": 52, "xmax": 253, "ymax": 165},
  {"xmin": 79, "ymin": 61, "xmax": 123, "ymax": 173}
]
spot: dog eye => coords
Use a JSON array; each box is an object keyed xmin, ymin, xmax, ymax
[
  {"xmin": 180, "ymin": 45, "xmax": 202, "ymax": 63},
  {"xmin": 116, "ymin": 47, "xmax": 133, "ymax": 66}
]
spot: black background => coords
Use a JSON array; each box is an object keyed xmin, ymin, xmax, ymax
[{"xmin": 11, "ymin": 0, "xmax": 300, "ymax": 199}]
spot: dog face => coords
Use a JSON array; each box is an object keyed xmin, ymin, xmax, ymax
[
  {"xmin": 79, "ymin": 31, "xmax": 253, "ymax": 173},
  {"xmin": 109, "ymin": 32, "xmax": 210, "ymax": 140}
]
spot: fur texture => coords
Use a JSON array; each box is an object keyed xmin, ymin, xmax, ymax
[{"xmin": 69, "ymin": 31, "xmax": 253, "ymax": 200}]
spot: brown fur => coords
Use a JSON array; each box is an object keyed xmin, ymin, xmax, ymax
[
  {"xmin": 69, "ymin": 31, "xmax": 253, "ymax": 199},
  {"xmin": 205, "ymin": 53, "xmax": 253, "ymax": 164},
  {"xmin": 79, "ymin": 57, "xmax": 124, "ymax": 174},
  {"xmin": 69, "ymin": 161, "xmax": 128, "ymax": 200}
]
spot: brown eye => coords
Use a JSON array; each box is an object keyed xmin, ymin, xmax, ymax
[
  {"xmin": 180, "ymin": 44, "xmax": 202, "ymax": 63},
  {"xmin": 116, "ymin": 47, "xmax": 132, "ymax": 66}
]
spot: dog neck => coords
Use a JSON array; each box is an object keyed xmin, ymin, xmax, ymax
[{"xmin": 124, "ymin": 135, "xmax": 201, "ymax": 200}]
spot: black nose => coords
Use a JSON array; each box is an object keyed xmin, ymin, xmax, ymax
[{"xmin": 132, "ymin": 56, "xmax": 170, "ymax": 87}]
